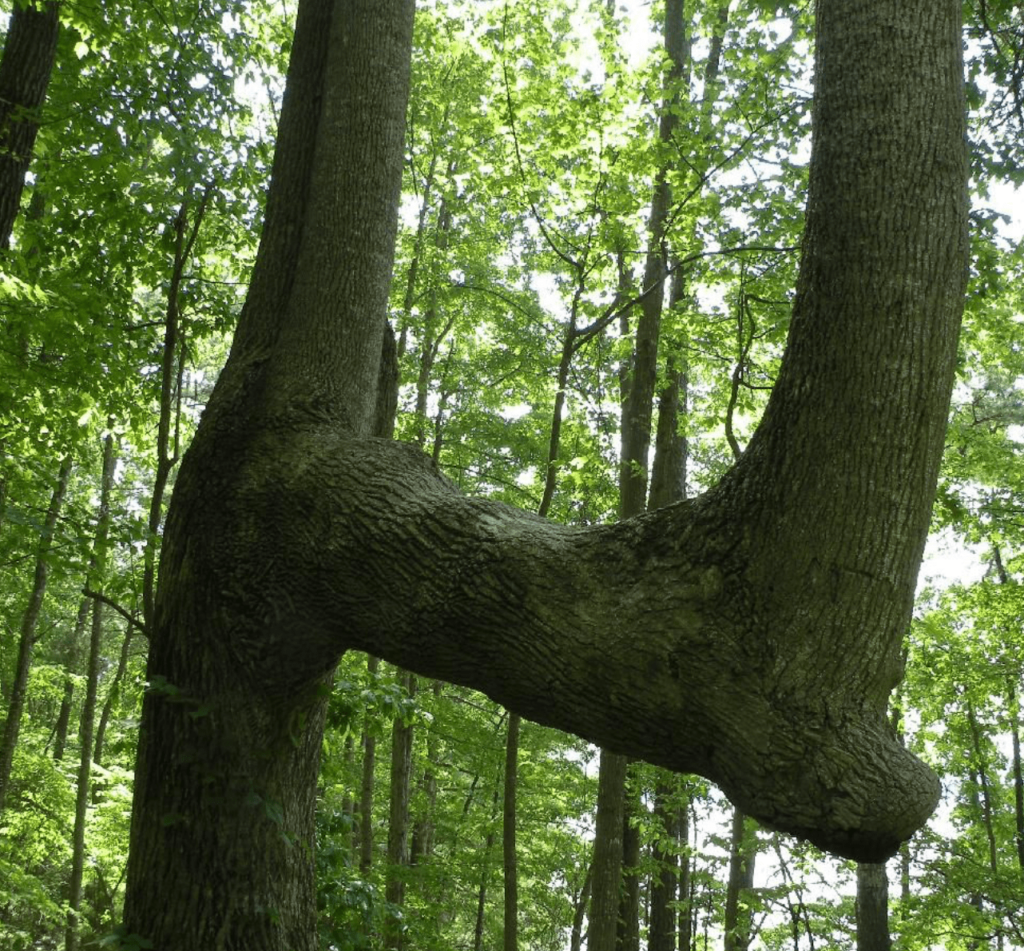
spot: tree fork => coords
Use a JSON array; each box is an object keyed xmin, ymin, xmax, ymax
[{"xmin": 124, "ymin": 0, "xmax": 966, "ymax": 946}]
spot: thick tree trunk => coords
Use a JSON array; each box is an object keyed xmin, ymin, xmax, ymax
[
  {"xmin": 855, "ymin": 862, "xmax": 891, "ymax": 951},
  {"xmin": 67, "ymin": 433, "xmax": 116, "ymax": 951},
  {"xmin": 0, "ymin": 0, "xmax": 59, "ymax": 248},
  {"xmin": 0, "ymin": 454, "xmax": 72, "ymax": 814},
  {"xmin": 123, "ymin": 0, "xmax": 966, "ymax": 946}
]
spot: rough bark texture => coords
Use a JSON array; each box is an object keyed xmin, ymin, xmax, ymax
[
  {"xmin": 124, "ymin": 0, "xmax": 967, "ymax": 946},
  {"xmin": 0, "ymin": 0, "xmax": 59, "ymax": 249},
  {"xmin": 855, "ymin": 862, "xmax": 892, "ymax": 951}
]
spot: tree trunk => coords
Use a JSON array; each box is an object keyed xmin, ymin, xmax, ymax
[
  {"xmin": 1009, "ymin": 682, "xmax": 1024, "ymax": 872},
  {"xmin": 123, "ymin": 0, "xmax": 967, "ymax": 945},
  {"xmin": 53, "ymin": 597, "xmax": 92, "ymax": 762},
  {"xmin": 679, "ymin": 800, "xmax": 693, "ymax": 951},
  {"xmin": 723, "ymin": 808, "xmax": 756, "ymax": 951},
  {"xmin": 590, "ymin": 749, "xmax": 628, "ymax": 951},
  {"xmin": 649, "ymin": 781, "xmax": 679, "ymax": 951},
  {"xmin": 0, "ymin": 454, "xmax": 72, "ymax": 814},
  {"xmin": 572, "ymin": 860, "xmax": 594, "ymax": 951},
  {"xmin": 67, "ymin": 433, "xmax": 116, "ymax": 951},
  {"xmin": 617, "ymin": 796, "xmax": 641, "ymax": 951},
  {"xmin": 358, "ymin": 654, "xmax": 380, "ymax": 874},
  {"xmin": 93, "ymin": 625, "xmax": 135, "ymax": 775},
  {"xmin": 474, "ymin": 786, "xmax": 501, "ymax": 951},
  {"xmin": 855, "ymin": 862, "xmax": 891, "ymax": 951},
  {"xmin": 385, "ymin": 670, "xmax": 415, "ymax": 951},
  {"xmin": 503, "ymin": 711, "xmax": 520, "ymax": 951},
  {"xmin": 0, "ymin": 0, "xmax": 59, "ymax": 248}
]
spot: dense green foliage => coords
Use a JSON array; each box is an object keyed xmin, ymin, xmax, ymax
[{"xmin": 1, "ymin": 0, "xmax": 1022, "ymax": 948}]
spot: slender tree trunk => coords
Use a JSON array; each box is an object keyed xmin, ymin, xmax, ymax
[
  {"xmin": 359, "ymin": 654, "xmax": 380, "ymax": 874},
  {"xmin": 0, "ymin": 454, "xmax": 72, "ymax": 814},
  {"xmin": 855, "ymin": 862, "xmax": 891, "ymax": 951},
  {"xmin": 650, "ymin": 781, "xmax": 679, "ymax": 951},
  {"xmin": 590, "ymin": 749, "xmax": 628, "ymax": 951},
  {"xmin": 572, "ymin": 861, "xmax": 594, "ymax": 951},
  {"xmin": 723, "ymin": 809, "xmax": 756, "ymax": 951},
  {"xmin": 1009, "ymin": 682, "xmax": 1024, "ymax": 872},
  {"xmin": 966, "ymin": 699, "xmax": 1000, "ymax": 874},
  {"xmin": 93, "ymin": 626, "xmax": 135, "ymax": 775},
  {"xmin": 0, "ymin": 0, "xmax": 60, "ymax": 248},
  {"xmin": 67, "ymin": 433, "xmax": 116, "ymax": 951},
  {"xmin": 679, "ymin": 800, "xmax": 693, "ymax": 951},
  {"xmin": 411, "ymin": 679, "xmax": 441, "ymax": 865},
  {"xmin": 474, "ymin": 786, "xmax": 502, "ymax": 951},
  {"xmin": 53, "ymin": 597, "xmax": 92, "ymax": 762},
  {"xmin": 503, "ymin": 711, "xmax": 520, "ymax": 951},
  {"xmin": 617, "ymin": 795, "xmax": 641, "ymax": 951},
  {"xmin": 385, "ymin": 670, "xmax": 416, "ymax": 951}
]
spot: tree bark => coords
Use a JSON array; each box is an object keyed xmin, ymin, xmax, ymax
[
  {"xmin": 617, "ymin": 798, "xmax": 641, "ymax": 951},
  {"xmin": 0, "ymin": 0, "xmax": 59, "ymax": 249},
  {"xmin": 385, "ymin": 670, "xmax": 415, "ymax": 951},
  {"xmin": 53, "ymin": 596, "xmax": 91, "ymax": 762},
  {"xmin": 649, "ymin": 781, "xmax": 679, "ymax": 951},
  {"xmin": 67, "ymin": 433, "xmax": 116, "ymax": 951},
  {"xmin": 0, "ymin": 454, "xmax": 72, "ymax": 814},
  {"xmin": 855, "ymin": 862, "xmax": 892, "ymax": 951},
  {"xmin": 503, "ymin": 711, "xmax": 520, "ymax": 951},
  {"xmin": 572, "ymin": 860, "xmax": 593, "ymax": 951},
  {"xmin": 723, "ymin": 809, "xmax": 756, "ymax": 951},
  {"xmin": 358, "ymin": 654, "xmax": 380, "ymax": 874},
  {"xmin": 590, "ymin": 749, "xmax": 628, "ymax": 951},
  {"xmin": 123, "ymin": 0, "xmax": 967, "ymax": 945}
]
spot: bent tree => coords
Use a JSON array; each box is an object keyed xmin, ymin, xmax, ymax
[{"xmin": 122, "ymin": 0, "xmax": 968, "ymax": 947}]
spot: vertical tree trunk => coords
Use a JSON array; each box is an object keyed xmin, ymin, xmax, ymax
[
  {"xmin": 385, "ymin": 670, "xmax": 416, "ymax": 951},
  {"xmin": 617, "ymin": 797, "xmax": 641, "ymax": 951},
  {"xmin": 723, "ymin": 809, "xmax": 756, "ymax": 951},
  {"xmin": 572, "ymin": 861, "xmax": 594, "ymax": 951},
  {"xmin": 649, "ymin": 781, "xmax": 679, "ymax": 951},
  {"xmin": 679, "ymin": 800, "xmax": 693, "ymax": 951},
  {"xmin": 93, "ymin": 626, "xmax": 135, "ymax": 776},
  {"xmin": 473, "ymin": 786, "xmax": 502, "ymax": 951},
  {"xmin": 0, "ymin": 0, "xmax": 60, "ymax": 248},
  {"xmin": 590, "ymin": 749, "xmax": 628, "ymax": 951},
  {"xmin": 359, "ymin": 654, "xmax": 380, "ymax": 874},
  {"xmin": 1009, "ymin": 682, "xmax": 1024, "ymax": 872},
  {"xmin": 410, "ymin": 679, "xmax": 441, "ymax": 866},
  {"xmin": 855, "ymin": 862, "xmax": 891, "ymax": 951},
  {"xmin": 503, "ymin": 712, "xmax": 520, "ymax": 951},
  {"xmin": 53, "ymin": 597, "xmax": 92, "ymax": 762},
  {"xmin": 67, "ymin": 432, "xmax": 116, "ymax": 951},
  {"xmin": 0, "ymin": 454, "xmax": 72, "ymax": 814}
]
